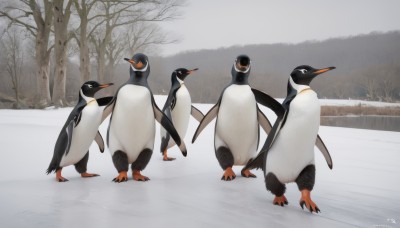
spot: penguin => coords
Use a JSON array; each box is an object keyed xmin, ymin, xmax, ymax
[
  {"xmin": 46, "ymin": 81, "xmax": 114, "ymax": 182},
  {"xmin": 192, "ymin": 55, "xmax": 284, "ymax": 181},
  {"xmin": 160, "ymin": 68, "xmax": 204, "ymax": 161},
  {"xmin": 244, "ymin": 65, "xmax": 335, "ymax": 213},
  {"xmin": 104, "ymin": 53, "xmax": 187, "ymax": 182}
]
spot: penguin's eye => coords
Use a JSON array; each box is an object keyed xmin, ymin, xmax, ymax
[
  {"xmin": 178, "ymin": 71, "xmax": 181, "ymax": 75},
  {"xmin": 299, "ymin": 69, "xmax": 307, "ymax": 74},
  {"xmin": 87, "ymin": 84, "xmax": 93, "ymax": 88}
]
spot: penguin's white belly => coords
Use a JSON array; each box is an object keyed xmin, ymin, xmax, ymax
[
  {"xmin": 215, "ymin": 85, "xmax": 258, "ymax": 165},
  {"xmin": 163, "ymin": 86, "xmax": 191, "ymax": 148},
  {"xmin": 266, "ymin": 90, "xmax": 320, "ymax": 183},
  {"xmin": 109, "ymin": 85, "xmax": 155, "ymax": 163},
  {"xmin": 60, "ymin": 102, "xmax": 102, "ymax": 167}
]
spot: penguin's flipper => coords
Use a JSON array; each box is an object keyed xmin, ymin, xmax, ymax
[
  {"xmin": 192, "ymin": 102, "xmax": 219, "ymax": 143},
  {"xmin": 160, "ymin": 107, "xmax": 172, "ymax": 153},
  {"xmin": 159, "ymin": 81, "xmax": 177, "ymax": 154},
  {"xmin": 243, "ymin": 112, "xmax": 287, "ymax": 171},
  {"xmin": 315, "ymin": 135, "xmax": 333, "ymax": 169},
  {"xmin": 251, "ymin": 88, "xmax": 285, "ymax": 118},
  {"xmin": 191, "ymin": 105, "xmax": 205, "ymax": 122},
  {"xmin": 101, "ymin": 98, "xmax": 116, "ymax": 123},
  {"xmin": 152, "ymin": 99, "xmax": 187, "ymax": 157},
  {"xmin": 94, "ymin": 131, "xmax": 105, "ymax": 153},
  {"xmin": 96, "ymin": 96, "xmax": 114, "ymax": 106},
  {"xmin": 257, "ymin": 106, "xmax": 272, "ymax": 133},
  {"xmin": 46, "ymin": 119, "xmax": 74, "ymax": 174},
  {"xmin": 244, "ymin": 148, "xmax": 265, "ymax": 171},
  {"xmin": 65, "ymin": 120, "xmax": 75, "ymax": 155},
  {"xmin": 162, "ymin": 82, "xmax": 180, "ymax": 112}
]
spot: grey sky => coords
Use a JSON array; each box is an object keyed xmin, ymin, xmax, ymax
[{"xmin": 161, "ymin": 0, "xmax": 400, "ymax": 56}]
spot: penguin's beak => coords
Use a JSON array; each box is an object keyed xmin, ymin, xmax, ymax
[
  {"xmin": 99, "ymin": 83, "xmax": 114, "ymax": 88},
  {"xmin": 125, "ymin": 58, "xmax": 145, "ymax": 69},
  {"xmin": 124, "ymin": 58, "xmax": 135, "ymax": 65},
  {"xmin": 188, "ymin": 68, "xmax": 199, "ymax": 74},
  {"xmin": 313, "ymin": 67, "xmax": 336, "ymax": 76}
]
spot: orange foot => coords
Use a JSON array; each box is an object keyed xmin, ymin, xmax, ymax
[
  {"xmin": 163, "ymin": 150, "xmax": 176, "ymax": 161},
  {"xmin": 299, "ymin": 190, "xmax": 320, "ymax": 213},
  {"xmin": 221, "ymin": 167, "xmax": 236, "ymax": 181},
  {"xmin": 81, "ymin": 172, "xmax": 100, "ymax": 178},
  {"xmin": 56, "ymin": 169, "xmax": 69, "ymax": 182},
  {"xmin": 133, "ymin": 170, "xmax": 150, "ymax": 181},
  {"xmin": 112, "ymin": 171, "xmax": 128, "ymax": 183},
  {"xmin": 241, "ymin": 169, "xmax": 257, "ymax": 178},
  {"xmin": 273, "ymin": 195, "xmax": 288, "ymax": 207}
]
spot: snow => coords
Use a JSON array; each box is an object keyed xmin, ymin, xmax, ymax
[
  {"xmin": 0, "ymin": 96, "xmax": 399, "ymax": 228},
  {"xmin": 318, "ymin": 99, "xmax": 400, "ymax": 108}
]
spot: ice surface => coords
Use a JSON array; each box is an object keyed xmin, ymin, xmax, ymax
[{"xmin": 0, "ymin": 96, "xmax": 399, "ymax": 228}]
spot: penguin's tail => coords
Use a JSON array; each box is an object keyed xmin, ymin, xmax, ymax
[
  {"xmin": 46, "ymin": 159, "xmax": 58, "ymax": 175},
  {"xmin": 46, "ymin": 166, "xmax": 55, "ymax": 175}
]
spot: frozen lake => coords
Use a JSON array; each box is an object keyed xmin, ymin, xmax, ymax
[{"xmin": 0, "ymin": 97, "xmax": 399, "ymax": 228}]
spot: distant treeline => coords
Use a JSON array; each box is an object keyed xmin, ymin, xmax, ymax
[
  {"xmin": 144, "ymin": 31, "xmax": 400, "ymax": 103},
  {"xmin": 1, "ymin": 31, "xmax": 399, "ymax": 107}
]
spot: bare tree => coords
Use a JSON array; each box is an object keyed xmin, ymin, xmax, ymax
[
  {"xmin": 90, "ymin": 0, "xmax": 184, "ymax": 83},
  {"xmin": 380, "ymin": 79, "xmax": 395, "ymax": 102},
  {"xmin": 52, "ymin": 0, "xmax": 73, "ymax": 107},
  {"xmin": 0, "ymin": 0, "xmax": 53, "ymax": 108},
  {"xmin": 354, "ymin": 66, "xmax": 382, "ymax": 101},
  {"xmin": 124, "ymin": 22, "xmax": 176, "ymax": 54},
  {"xmin": 106, "ymin": 22, "xmax": 175, "ymax": 82},
  {"xmin": 2, "ymin": 27, "xmax": 24, "ymax": 108},
  {"xmin": 72, "ymin": 0, "xmax": 103, "ymax": 82}
]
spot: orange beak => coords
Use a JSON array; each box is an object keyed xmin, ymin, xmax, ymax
[
  {"xmin": 99, "ymin": 83, "xmax": 114, "ymax": 88},
  {"xmin": 314, "ymin": 67, "xmax": 336, "ymax": 75},
  {"xmin": 124, "ymin": 58, "xmax": 135, "ymax": 64},
  {"xmin": 188, "ymin": 68, "xmax": 199, "ymax": 74}
]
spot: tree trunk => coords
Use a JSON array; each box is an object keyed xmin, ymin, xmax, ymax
[
  {"xmin": 52, "ymin": 47, "xmax": 67, "ymax": 107},
  {"xmin": 52, "ymin": 0, "xmax": 72, "ymax": 107},
  {"xmin": 14, "ymin": 77, "xmax": 20, "ymax": 109},
  {"xmin": 31, "ymin": 0, "xmax": 52, "ymax": 108},
  {"xmin": 97, "ymin": 50, "xmax": 106, "ymax": 83},
  {"xmin": 35, "ymin": 32, "xmax": 51, "ymax": 108},
  {"xmin": 79, "ymin": 17, "xmax": 91, "ymax": 83}
]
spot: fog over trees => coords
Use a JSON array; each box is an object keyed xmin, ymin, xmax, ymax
[
  {"xmin": 147, "ymin": 31, "xmax": 400, "ymax": 103},
  {"xmin": 0, "ymin": 0, "xmax": 183, "ymax": 108},
  {"xmin": 0, "ymin": 1, "xmax": 399, "ymax": 108}
]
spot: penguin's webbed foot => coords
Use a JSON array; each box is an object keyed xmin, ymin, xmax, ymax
[
  {"xmin": 133, "ymin": 170, "xmax": 150, "ymax": 181},
  {"xmin": 163, "ymin": 157, "xmax": 176, "ymax": 161},
  {"xmin": 221, "ymin": 167, "xmax": 236, "ymax": 181},
  {"xmin": 163, "ymin": 150, "xmax": 176, "ymax": 161},
  {"xmin": 56, "ymin": 169, "xmax": 69, "ymax": 182},
  {"xmin": 81, "ymin": 172, "xmax": 100, "ymax": 178},
  {"xmin": 299, "ymin": 190, "xmax": 320, "ymax": 213},
  {"xmin": 273, "ymin": 195, "xmax": 288, "ymax": 207},
  {"xmin": 112, "ymin": 171, "xmax": 128, "ymax": 183},
  {"xmin": 241, "ymin": 169, "xmax": 257, "ymax": 178},
  {"xmin": 56, "ymin": 177, "xmax": 69, "ymax": 182}
]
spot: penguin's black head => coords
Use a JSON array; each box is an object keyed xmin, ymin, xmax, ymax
[
  {"xmin": 231, "ymin": 55, "xmax": 251, "ymax": 85},
  {"xmin": 124, "ymin": 53, "xmax": 150, "ymax": 75},
  {"xmin": 234, "ymin": 55, "xmax": 251, "ymax": 73},
  {"xmin": 81, "ymin": 81, "xmax": 113, "ymax": 98},
  {"xmin": 290, "ymin": 65, "xmax": 336, "ymax": 85},
  {"xmin": 174, "ymin": 68, "xmax": 199, "ymax": 81}
]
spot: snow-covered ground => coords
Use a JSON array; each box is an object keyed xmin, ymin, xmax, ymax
[
  {"xmin": 0, "ymin": 96, "xmax": 399, "ymax": 228},
  {"xmin": 319, "ymin": 99, "xmax": 400, "ymax": 108},
  {"xmin": 270, "ymin": 98, "xmax": 400, "ymax": 108}
]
